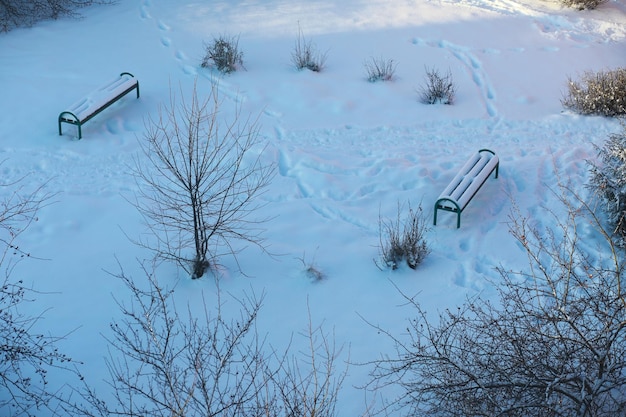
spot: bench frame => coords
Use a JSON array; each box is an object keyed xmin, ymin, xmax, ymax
[
  {"xmin": 58, "ymin": 72, "xmax": 140, "ymax": 139},
  {"xmin": 433, "ymin": 148, "xmax": 499, "ymax": 228}
]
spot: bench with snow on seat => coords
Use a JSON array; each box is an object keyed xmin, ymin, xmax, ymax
[
  {"xmin": 58, "ymin": 72, "xmax": 140, "ymax": 139},
  {"xmin": 433, "ymin": 148, "xmax": 499, "ymax": 228}
]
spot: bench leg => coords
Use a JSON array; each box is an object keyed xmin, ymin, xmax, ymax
[{"xmin": 434, "ymin": 206, "xmax": 462, "ymax": 228}]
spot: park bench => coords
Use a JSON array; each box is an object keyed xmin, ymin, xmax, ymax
[
  {"xmin": 433, "ymin": 148, "xmax": 499, "ymax": 228},
  {"xmin": 58, "ymin": 72, "xmax": 140, "ymax": 139}
]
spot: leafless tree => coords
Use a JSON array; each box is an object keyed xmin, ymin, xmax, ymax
[
  {"xmin": 270, "ymin": 300, "xmax": 347, "ymax": 417},
  {"xmin": 0, "ymin": 173, "xmax": 81, "ymax": 416},
  {"xmin": 76, "ymin": 259, "xmax": 276, "ymax": 417},
  {"xmin": 132, "ymin": 82, "xmax": 275, "ymax": 278},
  {"xmin": 365, "ymin": 185, "xmax": 626, "ymax": 417},
  {"xmin": 0, "ymin": 0, "xmax": 113, "ymax": 32}
]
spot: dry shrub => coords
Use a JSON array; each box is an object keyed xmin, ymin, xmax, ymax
[
  {"xmin": 201, "ymin": 34, "xmax": 244, "ymax": 74},
  {"xmin": 377, "ymin": 201, "xmax": 430, "ymax": 270},
  {"xmin": 562, "ymin": 68, "xmax": 626, "ymax": 117},
  {"xmin": 364, "ymin": 56, "xmax": 397, "ymax": 82},
  {"xmin": 419, "ymin": 67, "xmax": 456, "ymax": 105},
  {"xmin": 560, "ymin": 0, "xmax": 607, "ymax": 10}
]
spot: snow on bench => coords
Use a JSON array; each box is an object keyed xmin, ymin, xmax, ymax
[
  {"xmin": 433, "ymin": 148, "xmax": 499, "ymax": 228},
  {"xmin": 58, "ymin": 72, "xmax": 140, "ymax": 139}
]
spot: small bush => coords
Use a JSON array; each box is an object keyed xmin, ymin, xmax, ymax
[
  {"xmin": 377, "ymin": 201, "xmax": 430, "ymax": 270},
  {"xmin": 298, "ymin": 251, "xmax": 325, "ymax": 282},
  {"xmin": 560, "ymin": 0, "xmax": 607, "ymax": 9},
  {"xmin": 201, "ymin": 34, "xmax": 244, "ymax": 74},
  {"xmin": 419, "ymin": 66, "xmax": 456, "ymax": 105},
  {"xmin": 588, "ymin": 123, "xmax": 626, "ymax": 245},
  {"xmin": 562, "ymin": 67, "xmax": 626, "ymax": 117},
  {"xmin": 364, "ymin": 56, "xmax": 396, "ymax": 82},
  {"xmin": 292, "ymin": 25, "xmax": 327, "ymax": 72}
]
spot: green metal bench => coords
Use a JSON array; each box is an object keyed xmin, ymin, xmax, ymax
[
  {"xmin": 58, "ymin": 72, "xmax": 140, "ymax": 139},
  {"xmin": 433, "ymin": 148, "xmax": 499, "ymax": 228}
]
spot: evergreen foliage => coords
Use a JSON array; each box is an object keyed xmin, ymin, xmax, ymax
[{"xmin": 589, "ymin": 124, "xmax": 626, "ymax": 245}]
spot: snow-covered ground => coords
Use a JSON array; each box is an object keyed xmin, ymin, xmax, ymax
[{"xmin": 1, "ymin": 0, "xmax": 626, "ymax": 414}]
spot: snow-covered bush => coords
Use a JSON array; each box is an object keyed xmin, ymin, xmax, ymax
[
  {"xmin": 377, "ymin": 202, "xmax": 430, "ymax": 270},
  {"xmin": 560, "ymin": 0, "xmax": 607, "ymax": 10},
  {"xmin": 562, "ymin": 68, "xmax": 626, "ymax": 117},
  {"xmin": 589, "ymin": 123, "xmax": 626, "ymax": 245},
  {"xmin": 292, "ymin": 25, "xmax": 327, "ymax": 72},
  {"xmin": 418, "ymin": 67, "xmax": 456, "ymax": 105},
  {"xmin": 201, "ymin": 34, "xmax": 244, "ymax": 74},
  {"xmin": 364, "ymin": 56, "xmax": 397, "ymax": 82}
]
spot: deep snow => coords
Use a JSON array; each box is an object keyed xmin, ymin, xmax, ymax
[{"xmin": 1, "ymin": 0, "xmax": 626, "ymax": 414}]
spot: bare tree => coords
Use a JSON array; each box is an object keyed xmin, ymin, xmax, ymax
[
  {"xmin": 270, "ymin": 300, "xmax": 347, "ymax": 417},
  {"xmin": 365, "ymin": 186, "xmax": 626, "ymax": 417},
  {"xmin": 0, "ymin": 174, "xmax": 82, "ymax": 416},
  {"xmin": 77, "ymin": 259, "xmax": 276, "ymax": 417},
  {"xmin": 132, "ymin": 82, "xmax": 275, "ymax": 278}
]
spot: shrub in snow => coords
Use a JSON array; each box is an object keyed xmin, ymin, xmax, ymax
[
  {"xmin": 292, "ymin": 25, "xmax": 327, "ymax": 73},
  {"xmin": 364, "ymin": 56, "xmax": 397, "ymax": 82},
  {"xmin": 201, "ymin": 34, "xmax": 244, "ymax": 74},
  {"xmin": 418, "ymin": 67, "xmax": 456, "ymax": 105},
  {"xmin": 589, "ymin": 123, "xmax": 626, "ymax": 245},
  {"xmin": 377, "ymin": 201, "xmax": 430, "ymax": 270},
  {"xmin": 298, "ymin": 251, "xmax": 326, "ymax": 282},
  {"xmin": 562, "ymin": 67, "xmax": 626, "ymax": 117},
  {"xmin": 561, "ymin": 0, "xmax": 607, "ymax": 10},
  {"xmin": 367, "ymin": 188, "xmax": 626, "ymax": 416}
]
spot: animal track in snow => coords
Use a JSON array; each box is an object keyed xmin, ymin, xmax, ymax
[
  {"xmin": 157, "ymin": 20, "xmax": 170, "ymax": 31},
  {"xmin": 440, "ymin": 40, "xmax": 498, "ymax": 118},
  {"xmin": 412, "ymin": 37, "xmax": 498, "ymax": 118}
]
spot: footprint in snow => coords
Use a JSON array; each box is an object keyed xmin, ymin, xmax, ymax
[
  {"xmin": 277, "ymin": 149, "xmax": 292, "ymax": 177},
  {"xmin": 140, "ymin": 6, "xmax": 151, "ymax": 19},
  {"xmin": 157, "ymin": 20, "xmax": 170, "ymax": 31}
]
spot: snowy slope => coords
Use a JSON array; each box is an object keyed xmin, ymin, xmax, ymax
[{"xmin": 0, "ymin": 0, "xmax": 625, "ymax": 414}]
